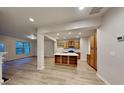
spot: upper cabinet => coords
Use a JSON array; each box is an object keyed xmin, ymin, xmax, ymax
[
  {"xmin": 68, "ymin": 40, "xmax": 75, "ymax": 47},
  {"xmin": 75, "ymin": 40, "xmax": 80, "ymax": 49},
  {"xmin": 57, "ymin": 39, "xmax": 80, "ymax": 49},
  {"xmin": 57, "ymin": 41, "xmax": 64, "ymax": 47},
  {"xmin": 64, "ymin": 41, "xmax": 68, "ymax": 49}
]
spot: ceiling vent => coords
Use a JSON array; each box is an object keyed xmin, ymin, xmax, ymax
[{"xmin": 89, "ymin": 7, "xmax": 104, "ymax": 15}]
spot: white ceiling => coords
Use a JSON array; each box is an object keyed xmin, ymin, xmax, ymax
[
  {"xmin": 0, "ymin": 7, "xmax": 108, "ymax": 39},
  {"xmin": 46, "ymin": 28, "xmax": 96, "ymax": 40}
]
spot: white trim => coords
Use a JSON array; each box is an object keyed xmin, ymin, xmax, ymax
[
  {"xmin": 45, "ymin": 35, "xmax": 56, "ymax": 42},
  {"xmin": 96, "ymin": 73, "xmax": 111, "ymax": 85}
]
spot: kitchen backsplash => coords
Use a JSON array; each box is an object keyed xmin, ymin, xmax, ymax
[{"xmin": 56, "ymin": 47, "xmax": 80, "ymax": 53}]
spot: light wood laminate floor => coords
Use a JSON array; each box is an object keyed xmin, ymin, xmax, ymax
[{"xmin": 2, "ymin": 57, "xmax": 104, "ymax": 85}]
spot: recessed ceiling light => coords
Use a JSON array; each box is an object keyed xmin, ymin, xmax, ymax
[
  {"xmin": 68, "ymin": 32, "xmax": 71, "ymax": 35},
  {"xmin": 29, "ymin": 17, "xmax": 34, "ymax": 22},
  {"xmin": 78, "ymin": 7, "xmax": 85, "ymax": 10},
  {"xmin": 78, "ymin": 32, "xmax": 81, "ymax": 35},
  {"xmin": 57, "ymin": 33, "xmax": 60, "ymax": 36}
]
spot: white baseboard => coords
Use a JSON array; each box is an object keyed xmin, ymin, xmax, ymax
[{"xmin": 96, "ymin": 73, "xmax": 111, "ymax": 85}]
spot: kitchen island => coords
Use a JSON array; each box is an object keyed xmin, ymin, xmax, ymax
[{"xmin": 54, "ymin": 53, "xmax": 78, "ymax": 66}]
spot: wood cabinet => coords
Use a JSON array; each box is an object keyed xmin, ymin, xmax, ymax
[
  {"xmin": 68, "ymin": 40, "xmax": 75, "ymax": 47},
  {"xmin": 55, "ymin": 55, "xmax": 78, "ymax": 66},
  {"xmin": 62, "ymin": 56, "xmax": 68, "ymax": 64},
  {"xmin": 55, "ymin": 55, "xmax": 61, "ymax": 64},
  {"xmin": 75, "ymin": 41, "xmax": 80, "ymax": 49},
  {"xmin": 57, "ymin": 41, "xmax": 64, "ymax": 47},
  {"xmin": 58, "ymin": 40, "xmax": 80, "ymax": 49},
  {"xmin": 69, "ymin": 56, "xmax": 77, "ymax": 65},
  {"xmin": 64, "ymin": 41, "xmax": 68, "ymax": 49},
  {"xmin": 87, "ymin": 33, "xmax": 97, "ymax": 70},
  {"xmin": 87, "ymin": 54, "xmax": 91, "ymax": 65}
]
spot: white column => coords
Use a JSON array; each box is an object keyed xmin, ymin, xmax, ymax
[
  {"xmin": 54, "ymin": 41, "xmax": 57, "ymax": 53},
  {"xmin": 80, "ymin": 38, "xmax": 83, "ymax": 61},
  {"xmin": 37, "ymin": 33, "xmax": 44, "ymax": 70}
]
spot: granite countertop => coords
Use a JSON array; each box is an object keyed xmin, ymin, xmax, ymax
[{"xmin": 54, "ymin": 53, "xmax": 78, "ymax": 56}]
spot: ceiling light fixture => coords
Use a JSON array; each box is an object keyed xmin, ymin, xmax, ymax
[
  {"xmin": 29, "ymin": 17, "xmax": 34, "ymax": 22},
  {"xmin": 78, "ymin": 7, "xmax": 85, "ymax": 10},
  {"xmin": 57, "ymin": 33, "xmax": 60, "ymax": 36},
  {"xmin": 68, "ymin": 32, "xmax": 71, "ymax": 35}
]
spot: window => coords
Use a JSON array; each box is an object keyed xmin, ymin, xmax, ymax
[
  {"xmin": 16, "ymin": 41, "xmax": 24, "ymax": 55},
  {"xmin": 24, "ymin": 42, "xmax": 30, "ymax": 55},
  {"xmin": 0, "ymin": 42, "xmax": 6, "ymax": 52},
  {"xmin": 16, "ymin": 41, "xmax": 30, "ymax": 55}
]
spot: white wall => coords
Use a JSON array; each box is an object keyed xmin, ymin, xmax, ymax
[
  {"xmin": 0, "ymin": 34, "xmax": 35, "ymax": 61},
  {"xmin": 44, "ymin": 40, "xmax": 54, "ymax": 57},
  {"xmin": 80, "ymin": 37, "xmax": 89, "ymax": 61},
  {"xmin": 97, "ymin": 8, "xmax": 124, "ymax": 84}
]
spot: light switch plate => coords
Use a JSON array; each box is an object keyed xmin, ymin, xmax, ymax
[{"xmin": 117, "ymin": 36, "xmax": 124, "ymax": 41}]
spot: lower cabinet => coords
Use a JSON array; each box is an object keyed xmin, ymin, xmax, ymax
[
  {"xmin": 55, "ymin": 55, "xmax": 77, "ymax": 66},
  {"xmin": 69, "ymin": 56, "xmax": 77, "ymax": 65},
  {"xmin": 55, "ymin": 55, "xmax": 61, "ymax": 64},
  {"xmin": 87, "ymin": 54, "xmax": 91, "ymax": 65},
  {"xmin": 62, "ymin": 56, "xmax": 68, "ymax": 64}
]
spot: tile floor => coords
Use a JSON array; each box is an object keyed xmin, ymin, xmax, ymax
[{"xmin": 2, "ymin": 57, "xmax": 105, "ymax": 85}]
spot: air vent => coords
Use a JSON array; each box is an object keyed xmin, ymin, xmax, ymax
[{"xmin": 89, "ymin": 7, "xmax": 103, "ymax": 15}]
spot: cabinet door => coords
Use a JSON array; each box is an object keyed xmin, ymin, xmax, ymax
[
  {"xmin": 55, "ymin": 55, "xmax": 61, "ymax": 64},
  {"xmin": 68, "ymin": 40, "xmax": 75, "ymax": 46},
  {"xmin": 75, "ymin": 42, "xmax": 79, "ymax": 49},
  {"xmin": 64, "ymin": 42, "xmax": 68, "ymax": 49},
  {"xmin": 74, "ymin": 40, "xmax": 80, "ymax": 49},
  {"xmin": 90, "ymin": 49, "xmax": 95, "ymax": 67},
  {"xmin": 57, "ymin": 41, "xmax": 64, "ymax": 47},
  {"xmin": 94, "ymin": 49, "xmax": 97, "ymax": 70},
  {"xmin": 87, "ymin": 54, "xmax": 91, "ymax": 65}
]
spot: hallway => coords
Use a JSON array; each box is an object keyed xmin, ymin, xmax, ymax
[{"xmin": 3, "ymin": 57, "xmax": 104, "ymax": 85}]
